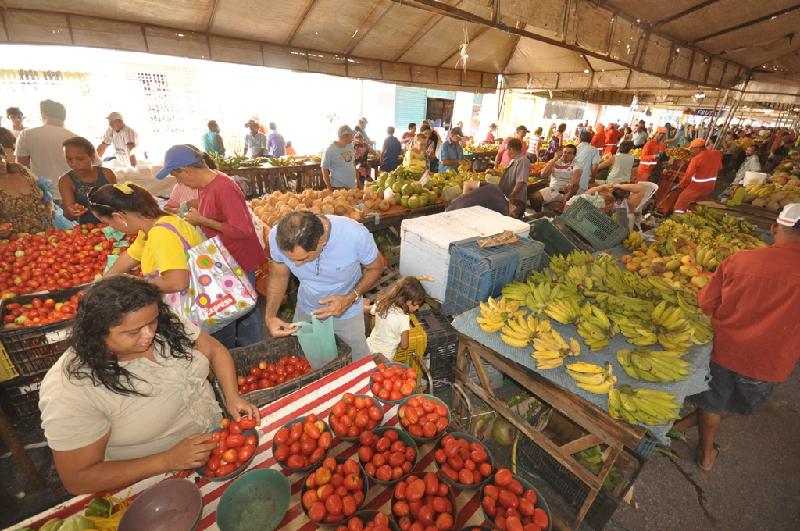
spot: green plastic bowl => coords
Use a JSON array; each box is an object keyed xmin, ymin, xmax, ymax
[
  {"xmin": 397, "ymin": 394, "xmax": 451, "ymax": 444},
  {"xmin": 370, "ymin": 363, "xmax": 417, "ymax": 406},
  {"xmin": 300, "ymin": 457, "xmax": 371, "ymax": 526},
  {"xmin": 216, "ymin": 468, "xmax": 291, "ymax": 531},
  {"xmin": 327, "ymin": 394, "xmax": 385, "ymax": 443},
  {"xmin": 358, "ymin": 426, "xmax": 419, "ymax": 486},
  {"xmin": 434, "ymin": 432, "xmax": 494, "ymax": 490},
  {"xmin": 480, "ymin": 473, "xmax": 552, "ymax": 531}
]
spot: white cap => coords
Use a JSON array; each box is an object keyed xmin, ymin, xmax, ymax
[
  {"xmin": 106, "ymin": 112, "xmax": 123, "ymax": 121},
  {"xmin": 777, "ymin": 203, "xmax": 800, "ymax": 227}
]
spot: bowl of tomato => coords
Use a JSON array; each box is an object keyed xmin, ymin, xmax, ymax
[
  {"xmin": 397, "ymin": 394, "xmax": 450, "ymax": 444},
  {"xmin": 344, "ymin": 511, "xmax": 401, "ymax": 531},
  {"xmin": 370, "ymin": 363, "xmax": 419, "ymax": 406},
  {"xmin": 480, "ymin": 469, "xmax": 551, "ymax": 531},
  {"xmin": 196, "ymin": 418, "xmax": 260, "ymax": 481},
  {"xmin": 301, "ymin": 456, "xmax": 370, "ymax": 526},
  {"xmin": 328, "ymin": 393, "xmax": 385, "ymax": 442},
  {"xmin": 272, "ymin": 414, "xmax": 332, "ymax": 474},
  {"xmin": 357, "ymin": 426, "xmax": 419, "ymax": 486},
  {"xmin": 433, "ymin": 433, "xmax": 494, "ymax": 490},
  {"xmin": 390, "ymin": 472, "xmax": 457, "ymax": 531}
]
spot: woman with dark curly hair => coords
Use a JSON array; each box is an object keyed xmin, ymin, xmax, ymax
[{"xmin": 38, "ymin": 275, "xmax": 259, "ymax": 495}]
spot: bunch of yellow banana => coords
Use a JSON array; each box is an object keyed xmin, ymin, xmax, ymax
[
  {"xmin": 687, "ymin": 315, "xmax": 714, "ymax": 344},
  {"xmin": 573, "ymin": 445, "xmax": 624, "ymax": 491},
  {"xmin": 500, "ymin": 282, "xmax": 532, "ymax": 304},
  {"xmin": 623, "ymin": 231, "xmax": 644, "ymax": 251},
  {"xmin": 566, "ymin": 361, "xmax": 616, "ymax": 394},
  {"xmin": 532, "ymin": 329, "xmax": 581, "ymax": 369},
  {"xmin": 577, "ymin": 303, "xmax": 614, "ymax": 351},
  {"xmin": 613, "ymin": 316, "xmax": 658, "ymax": 346},
  {"xmin": 525, "ymin": 281, "xmax": 553, "ymax": 316},
  {"xmin": 693, "ymin": 245, "xmax": 719, "ymax": 270},
  {"xmin": 501, "ymin": 315, "xmax": 552, "ymax": 348},
  {"xmin": 608, "ymin": 385, "xmax": 682, "ymax": 426},
  {"xmin": 476, "ymin": 297, "xmax": 525, "ymax": 333},
  {"xmin": 544, "ymin": 297, "xmax": 581, "ymax": 325},
  {"xmin": 616, "ymin": 348, "xmax": 692, "ymax": 382}
]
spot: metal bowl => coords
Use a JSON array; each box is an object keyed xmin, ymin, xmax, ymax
[
  {"xmin": 272, "ymin": 415, "xmax": 331, "ymax": 474},
  {"xmin": 118, "ymin": 479, "xmax": 202, "ymax": 531},
  {"xmin": 327, "ymin": 394, "xmax": 385, "ymax": 443},
  {"xmin": 195, "ymin": 427, "xmax": 259, "ymax": 482},
  {"xmin": 397, "ymin": 394, "xmax": 451, "ymax": 444},
  {"xmin": 358, "ymin": 426, "xmax": 420, "ymax": 486},
  {"xmin": 301, "ymin": 457, "xmax": 371, "ymax": 526},
  {"xmin": 480, "ymin": 473, "xmax": 552, "ymax": 531},
  {"xmin": 216, "ymin": 469, "xmax": 291, "ymax": 531},
  {"xmin": 433, "ymin": 432, "xmax": 494, "ymax": 490}
]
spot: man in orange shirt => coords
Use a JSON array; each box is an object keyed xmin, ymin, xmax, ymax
[
  {"xmin": 671, "ymin": 138, "xmax": 722, "ymax": 213},
  {"xmin": 604, "ymin": 124, "xmax": 622, "ymax": 155},
  {"xmin": 673, "ymin": 203, "xmax": 800, "ymax": 470},
  {"xmin": 635, "ymin": 127, "xmax": 667, "ymax": 183}
]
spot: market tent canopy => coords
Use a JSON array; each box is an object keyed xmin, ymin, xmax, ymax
[{"xmin": 2, "ymin": 1, "xmax": 799, "ymax": 102}]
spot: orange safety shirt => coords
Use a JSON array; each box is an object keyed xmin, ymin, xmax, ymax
[{"xmin": 678, "ymin": 149, "xmax": 722, "ymax": 189}]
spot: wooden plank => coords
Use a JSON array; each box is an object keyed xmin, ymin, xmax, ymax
[
  {"xmin": 468, "ymin": 348, "xmax": 496, "ymax": 397},
  {"xmin": 559, "ymin": 434, "xmax": 604, "ymax": 456},
  {"xmin": 697, "ymin": 201, "xmax": 775, "ymax": 230},
  {"xmin": 574, "ymin": 446, "xmax": 619, "ymax": 527},
  {"xmin": 458, "ymin": 335, "xmax": 645, "ymax": 450}
]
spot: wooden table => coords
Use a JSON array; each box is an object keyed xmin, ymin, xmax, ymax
[
  {"xmin": 14, "ymin": 357, "xmax": 489, "ymax": 531},
  {"xmin": 360, "ymin": 203, "xmax": 448, "ymax": 233},
  {"xmin": 467, "ymin": 150, "xmax": 499, "ymax": 172},
  {"xmin": 454, "ymin": 334, "xmax": 646, "ymax": 531},
  {"xmin": 228, "ymin": 163, "xmax": 323, "ymax": 196},
  {"xmin": 696, "ymin": 201, "xmax": 776, "ymax": 230}
]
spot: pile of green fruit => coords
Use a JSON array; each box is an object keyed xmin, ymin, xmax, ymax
[{"xmin": 572, "ymin": 445, "xmax": 624, "ymax": 492}]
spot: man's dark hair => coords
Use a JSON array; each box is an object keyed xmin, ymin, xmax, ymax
[
  {"xmin": 269, "ymin": 122, "xmax": 277, "ymax": 131},
  {"xmin": 580, "ymin": 131, "xmax": 593, "ymax": 143},
  {"xmin": 63, "ymin": 136, "xmax": 96, "ymax": 157},
  {"xmin": 563, "ymin": 144, "xmax": 577, "ymax": 154},
  {"xmin": 506, "ymin": 138, "xmax": 522, "ymax": 151},
  {"xmin": 6, "ymin": 107, "xmax": 22, "ymax": 117},
  {"xmin": 276, "ymin": 211, "xmax": 325, "ymax": 252},
  {"xmin": 207, "ymin": 120, "xmax": 217, "ymax": 129},
  {"xmin": 612, "ymin": 188, "xmax": 630, "ymax": 200},
  {"xmin": 387, "ymin": 126, "xmax": 395, "ymax": 135},
  {"xmin": 508, "ymin": 198, "xmax": 526, "ymax": 219},
  {"xmin": 66, "ymin": 275, "xmax": 194, "ymax": 396},
  {"xmin": 40, "ymin": 99, "xmax": 66, "ymax": 121},
  {"xmin": 408, "ymin": 123, "xmax": 416, "ymax": 130},
  {"xmin": 618, "ymin": 141, "xmax": 634, "ymax": 154}
]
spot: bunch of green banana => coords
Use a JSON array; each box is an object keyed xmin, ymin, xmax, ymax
[
  {"xmin": 500, "ymin": 315, "xmax": 552, "ymax": 348},
  {"xmin": 608, "ymin": 385, "xmax": 682, "ymax": 426},
  {"xmin": 687, "ymin": 315, "xmax": 714, "ymax": 345},
  {"xmin": 532, "ymin": 330, "xmax": 580, "ymax": 369},
  {"xmin": 617, "ymin": 348, "xmax": 692, "ymax": 382},
  {"xmin": 476, "ymin": 297, "xmax": 526, "ymax": 333},
  {"xmin": 596, "ymin": 293, "xmax": 655, "ymax": 315},
  {"xmin": 525, "ymin": 281, "xmax": 553, "ymax": 316},
  {"xmin": 613, "ymin": 316, "xmax": 658, "ymax": 346},
  {"xmin": 577, "ymin": 303, "xmax": 614, "ymax": 351},
  {"xmin": 693, "ymin": 245, "xmax": 719, "ymax": 270},
  {"xmin": 544, "ymin": 297, "xmax": 581, "ymax": 325},
  {"xmin": 501, "ymin": 282, "xmax": 531, "ymax": 304},
  {"xmin": 623, "ymin": 231, "xmax": 644, "ymax": 251},
  {"xmin": 566, "ymin": 361, "xmax": 616, "ymax": 394},
  {"xmin": 573, "ymin": 445, "xmax": 623, "ymax": 491},
  {"xmin": 547, "ymin": 254, "xmax": 570, "ymax": 276}
]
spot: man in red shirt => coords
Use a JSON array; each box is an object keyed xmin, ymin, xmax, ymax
[
  {"xmin": 494, "ymin": 125, "xmax": 529, "ymax": 167},
  {"xmin": 604, "ymin": 124, "xmax": 622, "ymax": 155},
  {"xmin": 671, "ymin": 138, "xmax": 722, "ymax": 214},
  {"xmin": 636, "ymin": 127, "xmax": 667, "ymax": 183},
  {"xmin": 673, "ymin": 203, "xmax": 800, "ymax": 470}
]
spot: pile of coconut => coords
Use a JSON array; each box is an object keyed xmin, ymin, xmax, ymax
[{"xmin": 249, "ymin": 188, "xmax": 396, "ymax": 228}]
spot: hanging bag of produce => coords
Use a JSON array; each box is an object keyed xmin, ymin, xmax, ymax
[
  {"xmin": 292, "ymin": 315, "xmax": 338, "ymax": 370},
  {"xmin": 153, "ymin": 223, "xmax": 257, "ymax": 334}
]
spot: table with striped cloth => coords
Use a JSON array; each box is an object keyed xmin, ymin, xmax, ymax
[{"xmin": 11, "ymin": 357, "xmax": 487, "ymax": 531}]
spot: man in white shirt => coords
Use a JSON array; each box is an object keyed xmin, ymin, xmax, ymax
[
  {"xmin": 732, "ymin": 145, "xmax": 761, "ymax": 185},
  {"xmin": 6, "ymin": 107, "xmax": 25, "ymax": 138},
  {"xmin": 96, "ymin": 112, "xmax": 138, "ymax": 167},
  {"xmin": 574, "ymin": 131, "xmax": 600, "ymax": 190},
  {"xmin": 531, "ymin": 144, "xmax": 583, "ymax": 211},
  {"xmin": 243, "ymin": 119, "xmax": 267, "ymax": 159},
  {"xmin": 15, "ymin": 99, "xmax": 75, "ymax": 201}
]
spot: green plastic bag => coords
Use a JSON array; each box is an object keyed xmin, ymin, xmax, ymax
[{"xmin": 292, "ymin": 315, "xmax": 338, "ymax": 370}]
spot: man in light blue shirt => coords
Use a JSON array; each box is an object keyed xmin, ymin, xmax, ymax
[
  {"xmin": 439, "ymin": 127, "xmax": 470, "ymax": 173},
  {"xmin": 574, "ymin": 131, "xmax": 600, "ymax": 190},
  {"xmin": 322, "ymin": 125, "xmax": 357, "ymax": 190},
  {"xmin": 266, "ymin": 122, "xmax": 286, "ymax": 157},
  {"xmin": 243, "ymin": 119, "xmax": 267, "ymax": 158},
  {"xmin": 266, "ymin": 211, "xmax": 384, "ymax": 362}
]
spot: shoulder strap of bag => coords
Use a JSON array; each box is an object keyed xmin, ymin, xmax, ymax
[{"xmin": 155, "ymin": 222, "xmax": 191, "ymax": 251}]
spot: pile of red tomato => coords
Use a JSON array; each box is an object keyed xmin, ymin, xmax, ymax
[
  {"xmin": 434, "ymin": 434, "xmax": 492, "ymax": 487},
  {"xmin": 302, "ymin": 458, "xmax": 365, "ymax": 524},
  {"xmin": 481, "ymin": 469, "xmax": 549, "ymax": 531},
  {"xmin": 0, "ymin": 225, "xmax": 121, "ymax": 299},
  {"xmin": 273, "ymin": 415, "xmax": 332, "ymax": 470},
  {"xmin": 2, "ymin": 291, "xmax": 82, "ymax": 329},
  {"xmin": 398, "ymin": 396, "xmax": 449, "ymax": 439},
  {"xmin": 329, "ymin": 393, "xmax": 384, "ymax": 439},
  {"xmin": 238, "ymin": 356, "xmax": 313, "ymax": 394},
  {"xmin": 371, "ymin": 363, "xmax": 418, "ymax": 402},
  {"xmin": 357, "ymin": 428, "xmax": 416, "ymax": 483},
  {"xmin": 392, "ymin": 472, "xmax": 455, "ymax": 531},
  {"xmin": 200, "ymin": 417, "xmax": 258, "ymax": 478},
  {"xmin": 334, "ymin": 512, "xmax": 393, "ymax": 531}
]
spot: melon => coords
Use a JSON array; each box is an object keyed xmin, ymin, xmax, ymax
[
  {"xmin": 766, "ymin": 201, "xmax": 781, "ymax": 211},
  {"xmin": 752, "ymin": 197, "xmax": 766, "ymax": 207},
  {"xmin": 408, "ymin": 195, "xmax": 420, "ymax": 209}
]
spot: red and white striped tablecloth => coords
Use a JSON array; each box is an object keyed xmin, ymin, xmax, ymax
[{"xmin": 10, "ymin": 358, "xmax": 487, "ymax": 531}]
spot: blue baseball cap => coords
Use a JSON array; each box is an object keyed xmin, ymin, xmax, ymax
[{"xmin": 155, "ymin": 145, "xmax": 203, "ymax": 179}]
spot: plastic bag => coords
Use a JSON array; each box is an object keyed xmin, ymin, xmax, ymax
[{"xmin": 292, "ymin": 315, "xmax": 338, "ymax": 370}]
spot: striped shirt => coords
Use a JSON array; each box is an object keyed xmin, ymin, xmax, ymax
[
  {"xmin": 549, "ymin": 157, "xmax": 583, "ymax": 189},
  {"xmin": 101, "ymin": 125, "xmax": 138, "ymax": 166},
  {"xmin": 165, "ymin": 182, "xmax": 199, "ymax": 209}
]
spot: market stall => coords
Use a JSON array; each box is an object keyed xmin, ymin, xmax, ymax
[{"xmin": 227, "ymin": 163, "xmax": 323, "ymax": 196}]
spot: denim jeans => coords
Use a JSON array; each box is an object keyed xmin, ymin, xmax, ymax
[{"xmin": 211, "ymin": 270, "xmax": 264, "ymax": 349}]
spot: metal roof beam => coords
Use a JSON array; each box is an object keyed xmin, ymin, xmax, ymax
[
  {"xmin": 689, "ymin": 5, "xmax": 800, "ymax": 45},
  {"xmin": 652, "ymin": 0, "xmax": 724, "ymax": 28},
  {"xmin": 286, "ymin": 0, "xmax": 321, "ymax": 47}
]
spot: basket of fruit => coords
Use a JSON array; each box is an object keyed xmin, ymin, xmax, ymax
[
  {"xmin": 480, "ymin": 469, "xmax": 551, "ymax": 531},
  {"xmin": 196, "ymin": 417, "xmax": 260, "ymax": 481},
  {"xmin": 344, "ymin": 511, "xmax": 401, "ymax": 531},
  {"xmin": 397, "ymin": 394, "xmax": 450, "ymax": 443},
  {"xmin": 369, "ymin": 359, "xmax": 432, "ymax": 406},
  {"xmin": 272, "ymin": 414, "xmax": 332, "ymax": 473},
  {"xmin": 391, "ymin": 472, "xmax": 457, "ymax": 531},
  {"xmin": 301, "ymin": 457, "xmax": 370, "ymax": 526},
  {"xmin": 328, "ymin": 393, "xmax": 385, "ymax": 442},
  {"xmin": 433, "ymin": 433, "xmax": 494, "ymax": 489},
  {"xmin": 357, "ymin": 426, "xmax": 418, "ymax": 486}
]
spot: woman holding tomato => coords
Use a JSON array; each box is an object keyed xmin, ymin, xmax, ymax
[
  {"xmin": 59, "ymin": 136, "xmax": 118, "ymax": 225},
  {"xmin": 91, "ymin": 181, "xmax": 204, "ymax": 294},
  {"xmin": 38, "ymin": 275, "xmax": 260, "ymax": 494}
]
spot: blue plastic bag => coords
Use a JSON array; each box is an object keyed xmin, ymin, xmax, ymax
[{"xmin": 292, "ymin": 316, "xmax": 338, "ymax": 370}]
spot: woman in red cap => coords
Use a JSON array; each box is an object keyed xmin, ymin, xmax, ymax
[{"xmin": 671, "ymin": 138, "xmax": 722, "ymax": 214}]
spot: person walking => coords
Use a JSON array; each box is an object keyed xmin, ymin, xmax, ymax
[{"xmin": 671, "ymin": 138, "xmax": 723, "ymax": 214}]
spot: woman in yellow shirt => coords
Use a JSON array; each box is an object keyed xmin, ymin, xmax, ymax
[
  {"xmin": 93, "ymin": 182, "xmax": 204, "ymax": 294},
  {"xmin": 403, "ymin": 133, "xmax": 428, "ymax": 170}
]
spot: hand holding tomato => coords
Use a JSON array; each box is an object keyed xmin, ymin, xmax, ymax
[
  {"xmin": 0, "ymin": 223, "xmax": 12, "ymax": 238},
  {"xmin": 165, "ymin": 432, "xmax": 219, "ymax": 471},
  {"xmin": 66, "ymin": 204, "xmax": 86, "ymax": 219},
  {"xmin": 226, "ymin": 395, "xmax": 261, "ymax": 424}
]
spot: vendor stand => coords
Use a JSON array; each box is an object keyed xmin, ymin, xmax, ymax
[
  {"xmin": 466, "ymin": 150, "xmax": 498, "ymax": 172},
  {"xmin": 228, "ymin": 163, "xmax": 323, "ymax": 196},
  {"xmin": 696, "ymin": 201, "xmax": 778, "ymax": 231}
]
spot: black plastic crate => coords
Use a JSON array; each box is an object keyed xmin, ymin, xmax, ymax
[
  {"xmin": 0, "ymin": 371, "xmax": 47, "ymax": 418},
  {"xmin": 551, "ymin": 217, "xmax": 595, "ymax": 253},
  {"xmin": 414, "ymin": 309, "xmax": 459, "ymax": 383},
  {"xmin": 365, "ymin": 268, "xmax": 402, "ymax": 303},
  {"xmin": 516, "ymin": 433, "xmax": 645, "ymax": 531},
  {"xmin": 528, "ymin": 218, "xmax": 578, "ymax": 268}
]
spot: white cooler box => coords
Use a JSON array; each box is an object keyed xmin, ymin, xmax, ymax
[{"xmin": 399, "ymin": 206, "xmax": 531, "ymax": 302}]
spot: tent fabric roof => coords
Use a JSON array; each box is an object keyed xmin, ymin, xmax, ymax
[{"xmin": 4, "ymin": 1, "xmax": 800, "ymax": 105}]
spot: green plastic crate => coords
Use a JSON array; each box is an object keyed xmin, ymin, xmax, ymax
[{"xmin": 560, "ymin": 198, "xmax": 629, "ymax": 250}]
